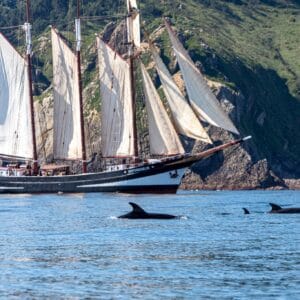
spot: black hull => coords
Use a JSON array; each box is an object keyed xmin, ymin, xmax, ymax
[
  {"xmin": 0, "ymin": 156, "xmax": 192, "ymax": 194},
  {"xmin": 0, "ymin": 139, "xmax": 246, "ymax": 194}
]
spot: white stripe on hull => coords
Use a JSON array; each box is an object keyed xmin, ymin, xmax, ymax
[
  {"xmin": 0, "ymin": 187, "xmax": 24, "ymax": 190},
  {"xmin": 77, "ymin": 168, "xmax": 186, "ymax": 188}
]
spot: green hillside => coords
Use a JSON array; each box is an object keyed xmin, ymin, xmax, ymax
[{"xmin": 0, "ymin": 0, "xmax": 299, "ymax": 177}]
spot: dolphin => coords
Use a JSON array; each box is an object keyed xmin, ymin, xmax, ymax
[
  {"xmin": 243, "ymin": 208, "xmax": 250, "ymax": 214},
  {"xmin": 118, "ymin": 202, "xmax": 178, "ymax": 219},
  {"xmin": 269, "ymin": 203, "xmax": 300, "ymax": 214}
]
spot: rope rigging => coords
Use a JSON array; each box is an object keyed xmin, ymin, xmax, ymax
[{"xmin": 0, "ymin": 25, "xmax": 22, "ymax": 30}]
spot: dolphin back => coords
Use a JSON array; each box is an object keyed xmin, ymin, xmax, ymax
[
  {"xmin": 118, "ymin": 202, "xmax": 178, "ymax": 219},
  {"xmin": 268, "ymin": 203, "xmax": 300, "ymax": 214},
  {"xmin": 147, "ymin": 213, "xmax": 177, "ymax": 219}
]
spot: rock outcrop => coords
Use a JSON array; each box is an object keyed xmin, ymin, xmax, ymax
[{"xmin": 179, "ymin": 82, "xmax": 287, "ymax": 190}]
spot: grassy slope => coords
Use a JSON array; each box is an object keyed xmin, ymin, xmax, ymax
[
  {"xmin": 1, "ymin": 0, "xmax": 299, "ymax": 176},
  {"xmin": 148, "ymin": 0, "xmax": 300, "ymax": 175}
]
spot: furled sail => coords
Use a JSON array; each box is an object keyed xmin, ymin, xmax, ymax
[
  {"xmin": 51, "ymin": 28, "xmax": 82, "ymax": 160},
  {"xmin": 165, "ymin": 21, "xmax": 239, "ymax": 135},
  {"xmin": 140, "ymin": 63, "xmax": 185, "ymax": 156},
  {"xmin": 126, "ymin": 0, "xmax": 140, "ymax": 47},
  {"xmin": 0, "ymin": 33, "xmax": 33, "ymax": 159},
  {"xmin": 150, "ymin": 45, "xmax": 212, "ymax": 144},
  {"xmin": 97, "ymin": 37, "xmax": 134, "ymax": 157}
]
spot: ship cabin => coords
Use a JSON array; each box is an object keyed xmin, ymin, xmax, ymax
[
  {"xmin": 40, "ymin": 165, "xmax": 70, "ymax": 176},
  {"xmin": 0, "ymin": 164, "xmax": 30, "ymax": 177}
]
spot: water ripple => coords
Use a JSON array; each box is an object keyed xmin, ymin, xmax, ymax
[{"xmin": 0, "ymin": 190, "xmax": 299, "ymax": 299}]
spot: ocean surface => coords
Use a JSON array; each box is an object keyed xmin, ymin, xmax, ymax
[{"xmin": 0, "ymin": 190, "xmax": 299, "ymax": 299}]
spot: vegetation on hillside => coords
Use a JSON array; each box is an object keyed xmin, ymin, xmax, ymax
[{"xmin": 0, "ymin": 0, "xmax": 299, "ymax": 176}]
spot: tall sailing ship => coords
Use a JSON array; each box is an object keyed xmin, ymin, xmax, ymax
[{"xmin": 0, "ymin": 0, "xmax": 250, "ymax": 194}]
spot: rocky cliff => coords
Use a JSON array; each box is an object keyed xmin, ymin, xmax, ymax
[{"xmin": 2, "ymin": 0, "xmax": 299, "ymax": 189}]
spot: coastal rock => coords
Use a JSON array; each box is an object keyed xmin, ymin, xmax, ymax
[{"xmin": 180, "ymin": 83, "xmax": 287, "ymax": 190}]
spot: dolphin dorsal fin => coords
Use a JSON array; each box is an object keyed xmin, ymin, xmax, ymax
[
  {"xmin": 243, "ymin": 208, "xmax": 250, "ymax": 214},
  {"xmin": 129, "ymin": 202, "xmax": 146, "ymax": 214},
  {"xmin": 269, "ymin": 203, "xmax": 282, "ymax": 211}
]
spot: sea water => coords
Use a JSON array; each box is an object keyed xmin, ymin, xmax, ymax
[{"xmin": 0, "ymin": 190, "xmax": 299, "ymax": 299}]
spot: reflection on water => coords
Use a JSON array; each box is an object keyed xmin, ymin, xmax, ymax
[{"xmin": 0, "ymin": 190, "xmax": 299, "ymax": 298}]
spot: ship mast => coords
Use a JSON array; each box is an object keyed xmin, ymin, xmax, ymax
[
  {"xmin": 25, "ymin": 0, "xmax": 38, "ymax": 175},
  {"xmin": 127, "ymin": 2, "xmax": 139, "ymax": 160},
  {"xmin": 76, "ymin": 0, "xmax": 87, "ymax": 173}
]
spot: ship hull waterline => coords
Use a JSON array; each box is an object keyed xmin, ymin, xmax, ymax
[
  {"xmin": 0, "ymin": 157, "xmax": 191, "ymax": 194},
  {"xmin": 0, "ymin": 139, "xmax": 245, "ymax": 194}
]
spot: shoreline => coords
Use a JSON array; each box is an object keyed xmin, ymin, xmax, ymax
[{"xmin": 179, "ymin": 180, "xmax": 300, "ymax": 191}]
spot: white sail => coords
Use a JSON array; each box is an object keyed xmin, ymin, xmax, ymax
[
  {"xmin": 165, "ymin": 21, "xmax": 239, "ymax": 135},
  {"xmin": 97, "ymin": 37, "xmax": 134, "ymax": 157},
  {"xmin": 51, "ymin": 28, "xmax": 82, "ymax": 160},
  {"xmin": 150, "ymin": 45, "xmax": 212, "ymax": 144},
  {"xmin": 141, "ymin": 63, "xmax": 184, "ymax": 156},
  {"xmin": 126, "ymin": 0, "xmax": 140, "ymax": 47},
  {"xmin": 0, "ymin": 33, "xmax": 33, "ymax": 159}
]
